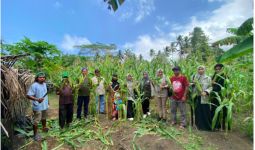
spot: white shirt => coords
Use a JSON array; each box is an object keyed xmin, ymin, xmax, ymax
[{"xmin": 91, "ymin": 76, "xmax": 105, "ymax": 95}]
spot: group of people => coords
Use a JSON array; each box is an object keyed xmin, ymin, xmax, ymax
[{"xmin": 27, "ymin": 64, "xmax": 227, "ymax": 141}]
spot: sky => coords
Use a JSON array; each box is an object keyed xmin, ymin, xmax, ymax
[{"xmin": 2, "ymin": 0, "xmax": 253, "ymax": 59}]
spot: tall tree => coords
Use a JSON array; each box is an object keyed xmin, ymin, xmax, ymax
[
  {"xmin": 3, "ymin": 37, "xmax": 61, "ymax": 72},
  {"xmin": 76, "ymin": 43, "xmax": 116, "ymax": 56},
  {"xmin": 117, "ymin": 49, "xmax": 124, "ymax": 60},
  {"xmin": 190, "ymin": 27, "xmax": 210, "ymax": 62},
  {"xmin": 149, "ymin": 49, "xmax": 155, "ymax": 57}
]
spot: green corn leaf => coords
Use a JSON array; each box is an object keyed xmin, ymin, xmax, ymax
[{"xmin": 41, "ymin": 141, "xmax": 48, "ymax": 150}]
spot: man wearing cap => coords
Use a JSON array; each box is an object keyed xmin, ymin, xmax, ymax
[
  {"xmin": 170, "ymin": 66, "xmax": 189, "ymax": 129},
  {"xmin": 56, "ymin": 72, "xmax": 74, "ymax": 129},
  {"xmin": 27, "ymin": 72, "xmax": 49, "ymax": 141},
  {"xmin": 77, "ymin": 67, "xmax": 92, "ymax": 120},
  {"xmin": 91, "ymin": 69, "xmax": 106, "ymax": 114}
]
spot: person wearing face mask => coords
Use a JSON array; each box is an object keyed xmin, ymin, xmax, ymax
[
  {"xmin": 191, "ymin": 66, "xmax": 212, "ymax": 131},
  {"xmin": 154, "ymin": 69, "xmax": 170, "ymax": 122},
  {"xmin": 56, "ymin": 72, "xmax": 74, "ymax": 129}
]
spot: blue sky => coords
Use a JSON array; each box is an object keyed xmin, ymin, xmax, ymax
[{"xmin": 2, "ymin": 0, "xmax": 253, "ymax": 59}]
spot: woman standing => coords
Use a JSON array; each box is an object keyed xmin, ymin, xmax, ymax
[
  {"xmin": 154, "ymin": 69, "xmax": 170, "ymax": 122},
  {"xmin": 126, "ymin": 74, "xmax": 137, "ymax": 121},
  {"xmin": 140, "ymin": 72, "xmax": 152, "ymax": 118},
  {"xmin": 191, "ymin": 66, "xmax": 212, "ymax": 131}
]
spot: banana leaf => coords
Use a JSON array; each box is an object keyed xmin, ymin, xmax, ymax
[{"xmin": 217, "ymin": 36, "xmax": 253, "ymax": 62}]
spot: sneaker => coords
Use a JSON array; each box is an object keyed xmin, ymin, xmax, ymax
[
  {"xmin": 128, "ymin": 118, "xmax": 134, "ymax": 121},
  {"xmin": 33, "ymin": 134, "xmax": 42, "ymax": 141},
  {"xmin": 147, "ymin": 112, "xmax": 151, "ymax": 116},
  {"xmin": 143, "ymin": 114, "xmax": 147, "ymax": 118}
]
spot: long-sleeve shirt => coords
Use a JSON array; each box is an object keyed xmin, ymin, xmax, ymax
[
  {"xmin": 140, "ymin": 78, "xmax": 152, "ymax": 99},
  {"xmin": 127, "ymin": 81, "xmax": 136, "ymax": 100},
  {"xmin": 192, "ymin": 74, "xmax": 212, "ymax": 104},
  {"xmin": 154, "ymin": 75, "xmax": 170, "ymax": 98},
  {"xmin": 91, "ymin": 76, "xmax": 106, "ymax": 95},
  {"xmin": 78, "ymin": 77, "xmax": 92, "ymax": 96}
]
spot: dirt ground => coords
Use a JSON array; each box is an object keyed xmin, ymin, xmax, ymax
[
  {"xmin": 17, "ymin": 94, "xmax": 253, "ymax": 150},
  {"xmin": 19, "ymin": 111, "xmax": 253, "ymax": 150}
]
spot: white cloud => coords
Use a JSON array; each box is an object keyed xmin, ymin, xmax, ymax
[
  {"xmin": 123, "ymin": 0, "xmax": 253, "ymax": 60},
  {"xmin": 117, "ymin": 0, "xmax": 155, "ymax": 23},
  {"xmin": 123, "ymin": 35, "xmax": 170, "ymax": 60},
  {"xmin": 135, "ymin": 0, "xmax": 155, "ymax": 22},
  {"xmin": 119, "ymin": 11, "xmax": 134, "ymax": 21},
  {"xmin": 61, "ymin": 34, "xmax": 91, "ymax": 54},
  {"xmin": 174, "ymin": 0, "xmax": 253, "ymax": 42}
]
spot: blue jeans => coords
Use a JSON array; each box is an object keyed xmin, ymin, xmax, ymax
[{"xmin": 96, "ymin": 95, "xmax": 105, "ymax": 113}]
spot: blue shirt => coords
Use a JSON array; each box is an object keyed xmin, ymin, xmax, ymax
[
  {"xmin": 114, "ymin": 99, "xmax": 123, "ymax": 110},
  {"xmin": 27, "ymin": 82, "xmax": 49, "ymax": 111}
]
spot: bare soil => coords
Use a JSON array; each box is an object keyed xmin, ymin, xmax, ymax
[{"xmin": 18, "ymin": 95, "xmax": 253, "ymax": 150}]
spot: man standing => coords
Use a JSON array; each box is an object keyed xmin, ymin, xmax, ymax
[
  {"xmin": 91, "ymin": 69, "xmax": 106, "ymax": 114},
  {"xmin": 27, "ymin": 72, "xmax": 49, "ymax": 141},
  {"xmin": 77, "ymin": 67, "xmax": 92, "ymax": 120},
  {"xmin": 170, "ymin": 66, "xmax": 189, "ymax": 129},
  {"xmin": 56, "ymin": 72, "xmax": 74, "ymax": 129}
]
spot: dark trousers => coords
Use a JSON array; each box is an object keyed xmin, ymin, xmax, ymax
[
  {"xmin": 195, "ymin": 96, "xmax": 212, "ymax": 131},
  {"xmin": 59, "ymin": 103, "xmax": 73, "ymax": 128},
  {"xmin": 142, "ymin": 97, "xmax": 150, "ymax": 114},
  {"xmin": 77, "ymin": 96, "xmax": 90, "ymax": 119},
  {"xmin": 127, "ymin": 100, "xmax": 135, "ymax": 118}
]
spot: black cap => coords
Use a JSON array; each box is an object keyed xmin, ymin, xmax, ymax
[
  {"xmin": 214, "ymin": 64, "xmax": 224, "ymax": 69},
  {"xmin": 172, "ymin": 66, "xmax": 181, "ymax": 71}
]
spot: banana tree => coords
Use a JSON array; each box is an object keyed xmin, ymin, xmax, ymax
[{"xmin": 213, "ymin": 17, "xmax": 253, "ymax": 62}]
